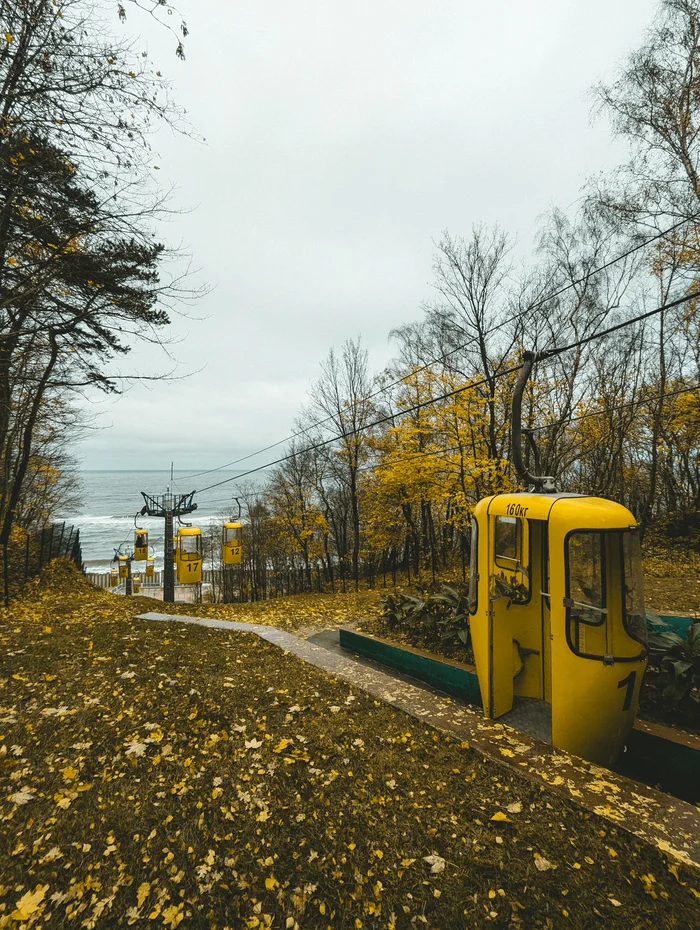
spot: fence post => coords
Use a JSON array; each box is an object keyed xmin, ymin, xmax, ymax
[
  {"xmin": 74, "ymin": 530, "xmax": 83, "ymax": 572},
  {"xmin": 56, "ymin": 522, "xmax": 65, "ymax": 559},
  {"xmin": 64, "ymin": 527, "xmax": 73, "ymax": 561}
]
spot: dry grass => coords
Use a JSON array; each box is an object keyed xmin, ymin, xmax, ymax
[
  {"xmin": 151, "ymin": 588, "xmax": 383, "ymax": 635},
  {"xmin": 0, "ymin": 564, "xmax": 699, "ymax": 929}
]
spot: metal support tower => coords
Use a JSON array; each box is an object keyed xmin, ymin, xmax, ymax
[
  {"xmin": 140, "ymin": 489, "xmax": 197, "ymax": 603},
  {"xmin": 111, "ymin": 550, "xmax": 134, "ymax": 596},
  {"xmin": 125, "ymin": 557, "xmax": 133, "ymax": 596}
]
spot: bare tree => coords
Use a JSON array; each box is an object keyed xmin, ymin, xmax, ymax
[{"xmin": 307, "ymin": 338, "xmax": 374, "ymax": 590}]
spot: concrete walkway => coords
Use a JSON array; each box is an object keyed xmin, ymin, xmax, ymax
[{"xmin": 136, "ymin": 611, "xmax": 700, "ymax": 871}]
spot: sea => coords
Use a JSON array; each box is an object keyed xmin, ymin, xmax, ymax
[{"xmin": 60, "ymin": 470, "xmax": 245, "ymax": 573}]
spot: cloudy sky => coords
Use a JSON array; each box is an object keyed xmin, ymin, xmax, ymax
[{"xmin": 78, "ymin": 0, "xmax": 658, "ymax": 472}]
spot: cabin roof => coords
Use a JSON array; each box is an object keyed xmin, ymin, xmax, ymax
[{"xmin": 475, "ymin": 492, "xmax": 637, "ymax": 528}]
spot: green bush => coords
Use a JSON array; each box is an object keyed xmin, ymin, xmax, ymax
[
  {"xmin": 380, "ymin": 583, "xmax": 470, "ymax": 651},
  {"xmin": 647, "ymin": 620, "xmax": 700, "ymax": 721}
]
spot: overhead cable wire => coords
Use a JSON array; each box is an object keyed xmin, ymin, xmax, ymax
[
  {"xmin": 527, "ymin": 382, "xmax": 700, "ymax": 432},
  {"xmin": 194, "ymin": 365, "xmax": 522, "ymax": 493},
  {"xmin": 196, "ymin": 381, "xmax": 700, "ymax": 499},
  {"xmin": 539, "ymin": 287, "xmax": 700, "ymax": 360},
  {"xmin": 193, "ymin": 381, "xmax": 700, "ymax": 503},
  {"xmin": 345, "ymin": 383, "xmax": 700, "ymax": 481},
  {"xmin": 194, "ymin": 286, "xmax": 700, "ymax": 495},
  {"xmin": 180, "ymin": 213, "xmax": 700, "ymax": 483}
]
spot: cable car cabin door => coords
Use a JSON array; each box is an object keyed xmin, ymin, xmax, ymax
[
  {"xmin": 488, "ymin": 596, "xmax": 516, "ymax": 718},
  {"xmin": 485, "ymin": 512, "xmax": 545, "ymax": 718},
  {"xmin": 549, "ymin": 526, "xmax": 647, "ymax": 766}
]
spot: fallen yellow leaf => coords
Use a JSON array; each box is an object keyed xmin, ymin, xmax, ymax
[
  {"xmin": 137, "ymin": 882, "xmax": 150, "ymax": 908},
  {"xmin": 11, "ymin": 884, "xmax": 48, "ymax": 920}
]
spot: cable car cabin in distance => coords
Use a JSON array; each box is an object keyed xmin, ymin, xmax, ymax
[
  {"xmin": 145, "ymin": 558, "xmax": 155, "ymax": 579},
  {"xmin": 222, "ymin": 522, "xmax": 242, "ymax": 565},
  {"xmin": 117, "ymin": 555, "xmax": 129, "ymax": 579},
  {"xmin": 176, "ymin": 527, "xmax": 202, "ymax": 584},
  {"xmin": 109, "ymin": 568, "xmax": 118, "ymax": 588},
  {"xmin": 134, "ymin": 529, "xmax": 148, "ymax": 561}
]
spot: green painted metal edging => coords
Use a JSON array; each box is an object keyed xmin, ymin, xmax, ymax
[
  {"xmin": 339, "ymin": 628, "xmax": 483, "ymax": 705},
  {"xmin": 621, "ymin": 725, "xmax": 700, "ymax": 804},
  {"xmin": 658, "ymin": 613, "xmax": 696, "ymax": 637}
]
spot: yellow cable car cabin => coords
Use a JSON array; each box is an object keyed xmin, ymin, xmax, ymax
[
  {"xmin": 109, "ymin": 568, "xmax": 119, "ymax": 587},
  {"xmin": 134, "ymin": 529, "xmax": 149, "ymax": 561},
  {"xmin": 118, "ymin": 555, "xmax": 129, "ymax": 579},
  {"xmin": 468, "ymin": 352, "xmax": 648, "ymax": 767},
  {"xmin": 469, "ymin": 494, "xmax": 647, "ymax": 765},
  {"xmin": 132, "ymin": 574, "xmax": 141, "ymax": 593},
  {"xmin": 145, "ymin": 558, "xmax": 155, "ymax": 579},
  {"xmin": 222, "ymin": 522, "xmax": 243, "ymax": 565},
  {"xmin": 176, "ymin": 527, "xmax": 202, "ymax": 584}
]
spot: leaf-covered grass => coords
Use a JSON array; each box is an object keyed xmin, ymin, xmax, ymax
[
  {"xmin": 148, "ymin": 587, "xmax": 384, "ymax": 634},
  {"xmin": 1, "ymin": 564, "xmax": 699, "ymax": 929}
]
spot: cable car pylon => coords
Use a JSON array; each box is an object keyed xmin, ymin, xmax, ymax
[
  {"xmin": 222, "ymin": 497, "xmax": 243, "ymax": 603},
  {"xmin": 139, "ymin": 487, "xmax": 197, "ymax": 603}
]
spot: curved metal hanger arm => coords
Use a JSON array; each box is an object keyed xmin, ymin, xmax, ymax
[{"xmin": 512, "ymin": 351, "xmax": 556, "ymax": 493}]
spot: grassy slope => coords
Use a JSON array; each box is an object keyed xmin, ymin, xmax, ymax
[{"xmin": 0, "ymin": 565, "xmax": 699, "ymax": 929}]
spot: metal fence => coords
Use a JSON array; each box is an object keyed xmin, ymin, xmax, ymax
[
  {"xmin": 2, "ymin": 521, "xmax": 84, "ymax": 603},
  {"xmin": 90, "ymin": 569, "xmax": 219, "ymax": 589}
]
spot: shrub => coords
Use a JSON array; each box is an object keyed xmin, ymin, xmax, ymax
[
  {"xmin": 647, "ymin": 620, "xmax": 700, "ymax": 721},
  {"xmin": 380, "ymin": 584, "xmax": 471, "ymax": 651}
]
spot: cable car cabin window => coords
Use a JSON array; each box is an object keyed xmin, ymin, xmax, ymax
[
  {"xmin": 224, "ymin": 526, "xmax": 241, "ymax": 543},
  {"xmin": 622, "ymin": 531, "xmax": 648, "ymax": 649},
  {"xmin": 468, "ymin": 517, "xmax": 478, "ymax": 614},
  {"xmin": 179, "ymin": 536, "xmax": 201, "ymax": 558},
  {"xmin": 565, "ymin": 530, "xmax": 647, "ymax": 662},
  {"xmin": 567, "ymin": 532, "xmax": 605, "ymax": 622},
  {"xmin": 494, "ymin": 516, "xmax": 520, "ymax": 568},
  {"xmin": 493, "ymin": 516, "xmax": 529, "ymax": 603},
  {"xmin": 135, "ymin": 533, "xmax": 147, "ymax": 548}
]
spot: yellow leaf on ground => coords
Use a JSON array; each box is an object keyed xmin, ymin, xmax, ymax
[
  {"xmin": 162, "ymin": 903, "xmax": 184, "ymax": 927},
  {"xmin": 265, "ymin": 876, "xmax": 279, "ymax": 890},
  {"xmin": 136, "ymin": 883, "xmax": 150, "ymax": 908},
  {"xmin": 490, "ymin": 811, "xmax": 511, "ymax": 822},
  {"xmin": 11, "ymin": 884, "xmax": 48, "ymax": 920}
]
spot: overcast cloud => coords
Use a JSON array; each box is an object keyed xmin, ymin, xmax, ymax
[{"xmin": 77, "ymin": 0, "xmax": 658, "ymax": 472}]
